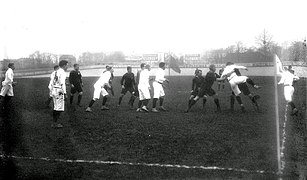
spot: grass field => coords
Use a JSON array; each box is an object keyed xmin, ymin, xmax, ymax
[{"xmin": 0, "ymin": 76, "xmax": 306, "ymax": 179}]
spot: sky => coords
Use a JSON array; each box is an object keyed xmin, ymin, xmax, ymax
[{"xmin": 0, "ymin": 0, "xmax": 306, "ymax": 59}]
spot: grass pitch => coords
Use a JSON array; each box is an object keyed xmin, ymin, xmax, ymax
[{"xmin": 0, "ymin": 76, "xmax": 306, "ymax": 179}]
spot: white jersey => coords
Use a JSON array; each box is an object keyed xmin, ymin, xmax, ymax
[
  {"xmin": 54, "ymin": 68, "xmax": 67, "ymax": 94},
  {"xmin": 94, "ymin": 71, "xmax": 112, "ymax": 87},
  {"xmin": 155, "ymin": 68, "xmax": 166, "ymax": 84},
  {"xmin": 278, "ymin": 71, "xmax": 299, "ymax": 86},
  {"xmin": 221, "ymin": 65, "xmax": 247, "ymax": 80},
  {"xmin": 2, "ymin": 68, "xmax": 14, "ymax": 86},
  {"xmin": 138, "ymin": 69, "xmax": 150, "ymax": 88}
]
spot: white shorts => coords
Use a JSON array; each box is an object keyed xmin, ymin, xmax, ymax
[
  {"xmin": 284, "ymin": 85, "xmax": 294, "ymax": 102},
  {"xmin": 52, "ymin": 87, "xmax": 65, "ymax": 111},
  {"xmin": 93, "ymin": 85, "xmax": 109, "ymax": 100},
  {"xmin": 138, "ymin": 86, "xmax": 151, "ymax": 101},
  {"xmin": 229, "ymin": 76, "xmax": 248, "ymax": 96},
  {"xmin": 0, "ymin": 84, "xmax": 13, "ymax": 96},
  {"xmin": 153, "ymin": 82, "xmax": 165, "ymax": 99}
]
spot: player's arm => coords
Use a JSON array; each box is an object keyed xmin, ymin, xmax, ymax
[{"xmin": 233, "ymin": 65, "xmax": 248, "ymax": 70}]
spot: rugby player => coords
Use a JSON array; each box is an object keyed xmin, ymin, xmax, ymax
[
  {"xmin": 152, "ymin": 62, "xmax": 169, "ymax": 112},
  {"xmin": 188, "ymin": 69, "xmax": 205, "ymax": 107},
  {"xmin": 186, "ymin": 64, "xmax": 225, "ymax": 112},
  {"xmin": 221, "ymin": 62, "xmax": 250, "ymax": 112},
  {"xmin": 85, "ymin": 66, "xmax": 113, "ymax": 112},
  {"xmin": 51, "ymin": 60, "xmax": 68, "ymax": 128},
  {"xmin": 137, "ymin": 64, "xmax": 151, "ymax": 112},
  {"xmin": 227, "ymin": 68, "xmax": 261, "ymax": 111},
  {"xmin": 118, "ymin": 66, "xmax": 137, "ymax": 109},
  {"xmin": 0, "ymin": 63, "xmax": 16, "ymax": 112},
  {"xmin": 69, "ymin": 64, "xmax": 83, "ymax": 106},
  {"xmin": 278, "ymin": 66, "xmax": 300, "ymax": 116}
]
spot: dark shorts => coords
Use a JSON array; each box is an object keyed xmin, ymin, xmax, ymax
[
  {"xmin": 198, "ymin": 87, "xmax": 216, "ymax": 97},
  {"xmin": 71, "ymin": 84, "xmax": 83, "ymax": 94},
  {"xmin": 121, "ymin": 86, "xmax": 136, "ymax": 95},
  {"xmin": 232, "ymin": 83, "xmax": 250, "ymax": 96}
]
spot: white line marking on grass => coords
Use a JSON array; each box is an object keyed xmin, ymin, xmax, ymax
[
  {"xmin": 0, "ymin": 154, "xmax": 275, "ymax": 175},
  {"xmin": 280, "ymin": 104, "xmax": 288, "ymax": 172}
]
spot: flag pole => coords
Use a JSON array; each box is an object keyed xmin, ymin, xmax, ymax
[
  {"xmin": 168, "ymin": 52, "xmax": 171, "ymax": 77},
  {"xmin": 274, "ymin": 54, "xmax": 282, "ymax": 177}
]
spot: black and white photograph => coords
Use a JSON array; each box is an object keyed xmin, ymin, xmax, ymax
[{"xmin": 0, "ymin": 0, "xmax": 306, "ymax": 179}]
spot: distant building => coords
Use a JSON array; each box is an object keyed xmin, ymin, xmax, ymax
[{"xmin": 184, "ymin": 54, "xmax": 202, "ymax": 65}]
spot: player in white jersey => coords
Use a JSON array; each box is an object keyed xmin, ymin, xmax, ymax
[
  {"xmin": 51, "ymin": 60, "xmax": 68, "ymax": 128},
  {"xmin": 221, "ymin": 62, "xmax": 249, "ymax": 112},
  {"xmin": 137, "ymin": 64, "xmax": 151, "ymax": 112},
  {"xmin": 0, "ymin": 63, "xmax": 16, "ymax": 112},
  {"xmin": 85, "ymin": 66, "xmax": 114, "ymax": 112},
  {"xmin": 46, "ymin": 65, "xmax": 60, "ymax": 108},
  {"xmin": 278, "ymin": 66, "xmax": 300, "ymax": 116},
  {"xmin": 152, "ymin": 62, "xmax": 169, "ymax": 112}
]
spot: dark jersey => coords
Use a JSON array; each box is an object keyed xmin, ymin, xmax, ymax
[
  {"xmin": 121, "ymin": 72, "xmax": 135, "ymax": 88},
  {"xmin": 192, "ymin": 76, "xmax": 205, "ymax": 91},
  {"xmin": 202, "ymin": 71, "xmax": 220, "ymax": 89},
  {"xmin": 69, "ymin": 70, "xmax": 82, "ymax": 85}
]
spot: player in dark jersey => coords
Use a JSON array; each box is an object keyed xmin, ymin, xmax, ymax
[
  {"xmin": 118, "ymin": 66, "xmax": 137, "ymax": 108},
  {"xmin": 218, "ymin": 68, "xmax": 225, "ymax": 90},
  {"xmin": 188, "ymin": 69, "xmax": 205, "ymax": 107},
  {"xmin": 186, "ymin": 64, "xmax": 225, "ymax": 113},
  {"xmin": 228, "ymin": 68, "xmax": 261, "ymax": 112},
  {"xmin": 69, "ymin": 64, "xmax": 83, "ymax": 106}
]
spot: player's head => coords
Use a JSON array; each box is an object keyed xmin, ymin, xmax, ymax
[
  {"xmin": 106, "ymin": 65, "xmax": 114, "ymax": 73},
  {"xmin": 226, "ymin": 62, "xmax": 234, "ymax": 66},
  {"xmin": 127, "ymin": 66, "xmax": 132, "ymax": 73},
  {"xmin": 197, "ymin": 69, "xmax": 202, "ymax": 76},
  {"xmin": 145, "ymin": 64, "xmax": 151, "ymax": 71},
  {"xmin": 209, "ymin": 64, "xmax": 216, "ymax": 72},
  {"xmin": 73, "ymin": 64, "xmax": 80, "ymax": 71},
  {"xmin": 59, "ymin": 60, "xmax": 68, "ymax": 71},
  {"xmin": 8, "ymin": 63, "xmax": 15, "ymax": 70},
  {"xmin": 288, "ymin": 65, "xmax": 292, "ymax": 70},
  {"xmin": 54, "ymin": 65, "xmax": 59, "ymax": 71},
  {"xmin": 140, "ymin": 63, "xmax": 146, "ymax": 70},
  {"xmin": 159, "ymin": 62, "xmax": 166, "ymax": 70}
]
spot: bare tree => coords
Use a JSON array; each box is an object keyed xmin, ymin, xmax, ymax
[{"xmin": 255, "ymin": 29, "xmax": 274, "ymax": 54}]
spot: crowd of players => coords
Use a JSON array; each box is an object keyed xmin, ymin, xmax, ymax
[{"xmin": 0, "ymin": 60, "xmax": 300, "ymax": 128}]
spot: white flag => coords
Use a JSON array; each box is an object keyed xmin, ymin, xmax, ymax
[{"xmin": 275, "ymin": 54, "xmax": 283, "ymax": 76}]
